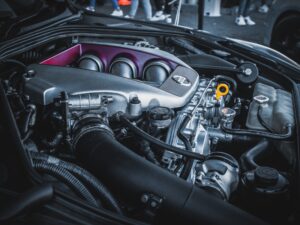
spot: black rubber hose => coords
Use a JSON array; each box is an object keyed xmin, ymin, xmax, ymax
[
  {"xmin": 30, "ymin": 152, "xmax": 122, "ymax": 214},
  {"xmin": 32, "ymin": 160, "xmax": 99, "ymax": 208},
  {"xmin": 74, "ymin": 128, "xmax": 267, "ymax": 225},
  {"xmin": 118, "ymin": 114, "xmax": 206, "ymax": 162},
  {"xmin": 0, "ymin": 184, "xmax": 53, "ymax": 222},
  {"xmin": 257, "ymin": 106, "xmax": 276, "ymax": 133},
  {"xmin": 221, "ymin": 124, "xmax": 292, "ymax": 140},
  {"xmin": 240, "ymin": 140, "xmax": 270, "ymax": 171},
  {"xmin": 139, "ymin": 140, "xmax": 160, "ymax": 165},
  {"xmin": 177, "ymin": 115, "xmax": 194, "ymax": 179}
]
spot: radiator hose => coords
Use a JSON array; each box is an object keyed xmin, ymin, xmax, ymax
[{"xmin": 74, "ymin": 126, "xmax": 267, "ymax": 225}]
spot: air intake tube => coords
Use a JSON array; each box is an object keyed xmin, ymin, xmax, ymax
[{"xmin": 74, "ymin": 126, "xmax": 267, "ymax": 225}]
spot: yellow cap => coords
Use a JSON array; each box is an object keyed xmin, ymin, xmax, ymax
[{"xmin": 216, "ymin": 83, "xmax": 229, "ymax": 100}]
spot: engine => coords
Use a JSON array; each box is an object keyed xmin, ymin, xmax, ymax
[
  {"xmin": 23, "ymin": 44, "xmax": 244, "ymax": 197},
  {"xmin": 1, "ymin": 40, "xmax": 296, "ymax": 225}
]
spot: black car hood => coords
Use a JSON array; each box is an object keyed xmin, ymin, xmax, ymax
[
  {"xmin": 0, "ymin": 0, "xmax": 190, "ymax": 40},
  {"xmin": 0, "ymin": 0, "xmax": 79, "ymax": 39}
]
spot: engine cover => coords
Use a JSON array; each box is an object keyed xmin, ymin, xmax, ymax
[{"xmin": 24, "ymin": 64, "xmax": 199, "ymax": 114}]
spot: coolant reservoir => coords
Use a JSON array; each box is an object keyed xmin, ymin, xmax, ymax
[{"xmin": 246, "ymin": 83, "xmax": 294, "ymax": 133}]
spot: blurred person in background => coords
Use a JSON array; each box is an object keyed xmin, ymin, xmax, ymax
[
  {"xmin": 110, "ymin": 0, "xmax": 123, "ymax": 16},
  {"xmin": 125, "ymin": 0, "xmax": 152, "ymax": 21},
  {"xmin": 86, "ymin": 0, "xmax": 96, "ymax": 11},
  {"xmin": 85, "ymin": 0, "xmax": 123, "ymax": 16},
  {"xmin": 258, "ymin": 0, "xmax": 273, "ymax": 13},
  {"xmin": 235, "ymin": 0, "xmax": 256, "ymax": 26},
  {"xmin": 151, "ymin": 0, "xmax": 174, "ymax": 23}
]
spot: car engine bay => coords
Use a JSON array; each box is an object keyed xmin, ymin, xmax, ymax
[{"xmin": 0, "ymin": 34, "xmax": 298, "ymax": 225}]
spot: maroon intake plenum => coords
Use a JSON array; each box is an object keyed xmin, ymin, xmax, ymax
[{"xmin": 40, "ymin": 43, "xmax": 181, "ymax": 78}]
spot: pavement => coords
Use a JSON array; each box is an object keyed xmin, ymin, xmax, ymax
[
  {"xmin": 203, "ymin": 8, "xmax": 268, "ymax": 44},
  {"xmin": 95, "ymin": 3, "xmax": 269, "ymax": 45}
]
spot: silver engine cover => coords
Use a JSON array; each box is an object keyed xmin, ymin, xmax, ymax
[{"xmin": 24, "ymin": 64, "xmax": 199, "ymax": 115}]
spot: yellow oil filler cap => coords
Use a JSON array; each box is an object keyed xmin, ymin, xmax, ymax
[{"xmin": 216, "ymin": 83, "xmax": 229, "ymax": 100}]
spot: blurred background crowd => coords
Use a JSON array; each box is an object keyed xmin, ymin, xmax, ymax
[
  {"xmin": 80, "ymin": 0, "xmax": 274, "ymax": 25},
  {"xmin": 75, "ymin": 0, "xmax": 278, "ymax": 45}
]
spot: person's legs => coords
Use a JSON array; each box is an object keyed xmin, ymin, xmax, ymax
[
  {"xmin": 164, "ymin": 0, "xmax": 172, "ymax": 15},
  {"xmin": 242, "ymin": 0, "xmax": 251, "ymax": 17},
  {"xmin": 164, "ymin": 0, "xmax": 173, "ymax": 23},
  {"xmin": 89, "ymin": 0, "xmax": 96, "ymax": 8},
  {"xmin": 236, "ymin": 0, "xmax": 247, "ymax": 25},
  {"xmin": 129, "ymin": 0, "xmax": 139, "ymax": 18},
  {"xmin": 152, "ymin": 0, "xmax": 174, "ymax": 22},
  {"xmin": 266, "ymin": 0, "xmax": 273, "ymax": 6},
  {"xmin": 142, "ymin": 0, "xmax": 152, "ymax": 20},
  {"xmin": 151, "ymin": 0, "xmax": 166, "ymax": 21},
  {"xmin": 243, "ymin": 0, "xmax": 255, "ymax": 25},
  {"xmin": 238, "ymin": 0, "xmax": 247, "ymax": 17},
  {"xmin": 263, "ymin": 0, "xmax": 273, "ymax": 6},
  {"xmin": 259, "ymin": 0, "xmax": 273, "ymax": 13},
  {"xmin": 86, "ymin": 0, "xmax": 96, "ymax": 11},
  {"xmin": 111, "ymin": 0, "xmax": 119, "ymax": 10},
  {"xmin": 111, "ymin": 0, "xmax": 123, "ymax": 16},
  {"xmin": 154, "ymin": 0, "xmax": 164, "ymax": 11}
]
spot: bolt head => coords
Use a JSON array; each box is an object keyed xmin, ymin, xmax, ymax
[
  {"xmin": 244, "ymin": 68, "xmax": 252, "ymax": 76},
  {"xmin": 150, "ymin": 201, "xmax": 157, "ymax": 208},
  {"xmin": 26, "ymin": 69, "xmax": 35, "ymax": 77},
  {"xmin": 141, "ymin": 194, "xmax": 149, "ymax": 203}
]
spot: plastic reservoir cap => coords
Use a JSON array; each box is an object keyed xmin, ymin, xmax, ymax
[{"xmin": 216, "ymin": 83, "xmax": 229, "ymax": 100}]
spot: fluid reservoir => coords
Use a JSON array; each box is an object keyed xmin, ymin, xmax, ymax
[{"xmin": 240, "ymin": 166, "xmax": 290, "ymax": 224}]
